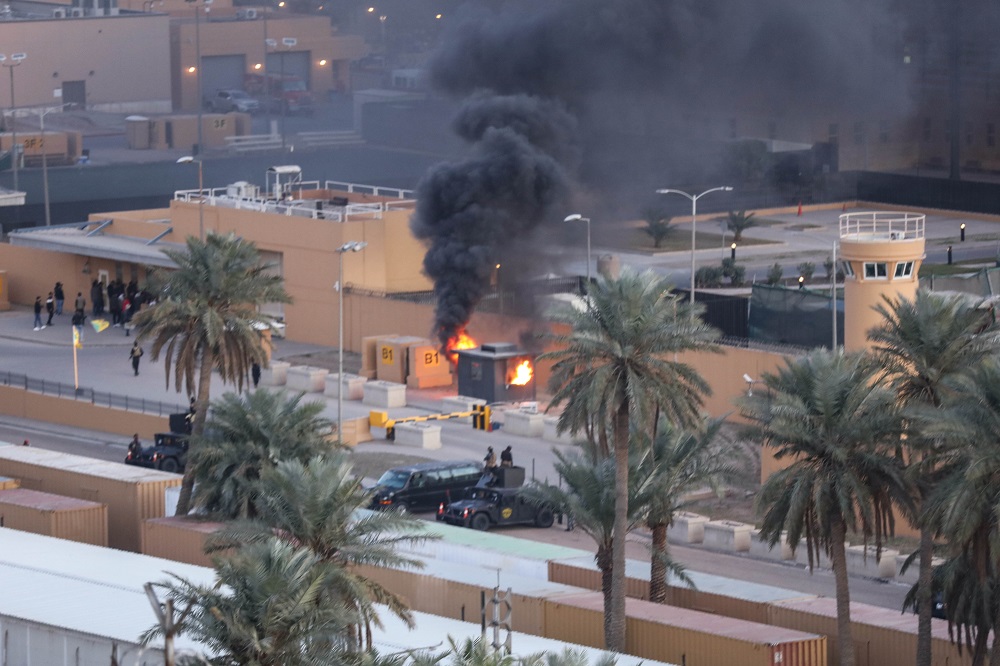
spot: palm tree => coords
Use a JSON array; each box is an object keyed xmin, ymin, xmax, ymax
[
  {"xmin": 206, "ymin": 454, "xmax": 430, "ymax": 649},
  {"xmin": 190, "ymin": 389, "xmax": 334, "ymax": 519},
  {"xmin": 528, "ymin": 448, "xmax": 647, "ymax": 644},
  {"xmin": 133, "ymin": 232, "xmax": 291, "ymax": 516},
  {"xmin": 635, "ymin": 416, "xmax": 737, "ymax": 603},
  {"xmin": 143, "ymin": 539, "xmax": 354, "ymax": 666},
  {"xmin": 726, "ymin": 209, "xmax": 756, "ymax": 242},
  {"xmin": 911, "ymin": 358, "xmax": 1000, "ymax": 665},
  {"xmin": 542, "ymin": 269, "xmax": 718, "ymax": 651},
  {"xmin": 866, "ymin": 290, "xmax": 1000, "ymax": 666},
  {"xmin": 739, "ymin": 348, "xmax": 909, "ymax": 666}
]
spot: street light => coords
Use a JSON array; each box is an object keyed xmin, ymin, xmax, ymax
[
  {"xmin": 336, "ymin": 241, "xmax": 366, "ymax": 443},
  {"xmin": 184, "ymin": 0, "xmax": 209, "ymax": 154},
  {"xmin": 0, "ymin": 52, "xmax": 26, "ymax": 195},
  {"xmin": 39, "ymin": 103, "xmax": 74, "ymax": 226},
  {"xmin": 655, "ymin": 186, "xmax": 733, "ymax": 318},
  {"xmin": 564, "ymin": 214, "xmax": 591, "ymax": 295},
  {"xmin": 176, "ymin": 156, "xmax": 204, "ymax": 240}
]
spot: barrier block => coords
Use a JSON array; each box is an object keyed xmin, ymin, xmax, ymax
[
  {"xmin": 750, "ymin": 529, "xmax": 794, "ymax": 561},
  {"xmin": 667, "ymin": 512, "xmax": 708, "ymax": 544},
  {"xmin": 286, "ymin": 366, "xmax": 328, "ymax": 393},
  {"xmin": 846, "ymin": 544, "xmax": 898, "ymax": 579},
  {"xmin": 261, "ymin": 360, "xmax": 290, "ymax": 387},
  {"xmin": 363, "ymin": 381, "xmax": 407, "ymax": 408},
  {"xmin": 324, "ymin": 373, "xmax": 367, "ymax": 400},
  {"xmin": 703, "ymin": 520, "xmax": 753, "ymax": 552},
  {"xmin": 395, "ymin": 422, "xmax": 442, "ymax": 450},
  {"xmin": 504, "ymin": 410, "xmax": 544, "ymax": 437},
  {"xmin": 543, "ymin": 415, "xmax": 576, "ymax": 444}
]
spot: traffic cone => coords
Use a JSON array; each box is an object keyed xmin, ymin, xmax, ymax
[{"xmin": 797, "ymin": 201, "xmax": 803, "ymax": 216}]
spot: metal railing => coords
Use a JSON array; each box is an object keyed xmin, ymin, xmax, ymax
[
  {"xmin": 839, "ymin": 211, "xmax": 925, "ymax": 241},
  {"xmin": 0, "ymin": 370, "xmax": 186, "ymax": 417}
]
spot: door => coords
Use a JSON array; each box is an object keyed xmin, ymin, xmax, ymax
[
  {"xmin": 265, "ymin": 51, "xmax": 311, "ymax": 86},
  {"xmin": 62, "ymin": 81, "xmax": 86, "ymax": 109},
  {"xmin": 201, "ymin": 55, "xmax": 248, "ymax": 98}
]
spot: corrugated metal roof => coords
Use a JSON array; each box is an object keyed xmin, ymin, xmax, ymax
[
  {"xmin": 9, "ymin": 227, "xmax": 182, "ymax": 268},
  {"xmin": 0, "ymin": 528, "xmax": 216, "ymax": 590},
  {"xmin": 0, "ymin": 445, "xmax": 180, "ymax": 482}
]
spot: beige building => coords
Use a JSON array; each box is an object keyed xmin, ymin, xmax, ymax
[
  {"xmin": 0, "ymin": 0, "xmax": 365, "ymax": 115},
  {"xmin": 0, "ymin": 166, "xmax": 430, "ymax": 346}
]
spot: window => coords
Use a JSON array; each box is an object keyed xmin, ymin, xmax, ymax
[
  {"xmin": 842, "ymin": 261, "xmax": 855, "ymax": 278},
  {"xmin": 864, "ymin": 262, "xmax": 888, "ymax": 279},
  {"xmin": 894, "ymin": 261, "xmax": 914, "ymax": 278}
]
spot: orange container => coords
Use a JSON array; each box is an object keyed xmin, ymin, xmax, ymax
[
  {"xmin": 0, "ymin": 488, "xmax": 108, "ymax": 546},
  {"xmin": 141, "ymin": 516, "xmax": 226, "ymax": 567}
]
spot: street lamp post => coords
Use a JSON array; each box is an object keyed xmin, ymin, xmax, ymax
[
  {"xmin": 655, "ymin": 186, "xmax": 733, "ymax": 318},
  {"xmin": 564, "ymin": 214, "xmax": 591, "ymax": 295},
  {"xmin": 337, "ymin": 241, "xmax": 366, "ymax": 443},
  {"xmin": 0, "ymin": 52, "xmax": 26, "ymax": 195},
  {"xmin": 184, "ymin": 0, "xmax": 208, "ymax": 154},
  {"xmin": 177, "ymin": 156, "xmax": 204, "ymax": 240},
  {"xmin": 40, "ymin": 103, "xmax": 73, "ymax": 226}
]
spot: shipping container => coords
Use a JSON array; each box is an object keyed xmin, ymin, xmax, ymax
[
  {"xmin": 0, "ymin": 488, "xmax": 108, "ymax": 546},
  {"xmin": 545, "ymin": 592, "xmax": 827, "ymax": 666},
  {"xmin": 549, "ymin": 555, "xmax": 815, "ymax": 623},
  {"xmin": 141, "ymin": 516, "xmax": 226, "ymax": 567},
  {"xmin": 768, "ymin": 597, "xmax": 972, "ymax": 666},
  {"xmin": 0, "ymin": 446, "xmax": 181, "ymax": 551}
]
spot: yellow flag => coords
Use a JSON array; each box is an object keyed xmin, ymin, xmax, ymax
[
  {"xmin": 73, "ymin": 327, "xmax": 82, "ymax": 349},
  {"xmin": 91, "ymin": 319, "xmax": 110, "ymax": 333}
]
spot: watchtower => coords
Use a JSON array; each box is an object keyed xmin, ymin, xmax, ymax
[{"xmin": 839, "ymin": 211, "xmax": 926, "ymax": 351}]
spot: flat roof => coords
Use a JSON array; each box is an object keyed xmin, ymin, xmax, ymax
[{"xmin": 9, "ymin": 224, "xmax": 182, "ymax": 268}]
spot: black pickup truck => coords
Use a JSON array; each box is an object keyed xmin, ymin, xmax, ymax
[
  {"xmin": 124, "ymin": 412, "xmax": 191, "ymax": 473},
  {"xmin": 437, "ymin": 484, "xmax": 555, "ymax": 531}
]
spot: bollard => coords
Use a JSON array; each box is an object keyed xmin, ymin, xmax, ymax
[{"xmin": 948, "ymin": 245, "xmax": 953, "ymax": 265}]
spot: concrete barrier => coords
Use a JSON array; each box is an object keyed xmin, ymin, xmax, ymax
[
  {"xmin": 846, "ymin": 545, "xmax": 898, "ymax": 579},
  {"xmin": 750, "ymin": 529, "xmax": 794, "ymax": 561},
  {"xmin": 363, "ymin": 381, "xmax": 407, "ymax": 408},
  {"xmin": 286, "ymin": 366, "xmax": 328, "ymax": 393},
  {"xmin": 703, "ymin": 520, "xmax": 753, "ymax": 552},
  {"xmin": 261, "ymin": 360, "xmax": 290, "ymax": 387},
  {"xmin": 667, "ymin": 512, "xmax": 709, "ymax": 544},
  {"xmin": 395, "ymin": 422, "xmax": 442, "ymax": 450},
  {"xmin": 794, "ymin": 542, "xmax": 849, "ymax": 570},
  {"xmin": 504, "ymin": 410, "xmax": 545, "ymax": 437},
  {"xmin": 543, "ymin": 416, "xmax": 576, "ymax": 444},
  {"xmin": 324, "ymin": 373, "xmax": 367, "ymax": 400},
  {"xmin": 895, "ymin": 553, "xmax": 943, "ymax": 586}
]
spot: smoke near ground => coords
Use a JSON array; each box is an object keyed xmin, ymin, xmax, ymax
[{"xmin": 411, "ymin": 93, "xmax": 577, "ymax": 347}]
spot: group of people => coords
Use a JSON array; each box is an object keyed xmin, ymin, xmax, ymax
[
  {"xmin": 32, "ymin": 279, "xmax": 152, "ymax": 337},
  {"xmin": 483, "ymin": 445, "xmax": 514, "ymax": 471},
  {"xmin": 33, "ymin": 282, "xmax": 68, "ymax": 331}
]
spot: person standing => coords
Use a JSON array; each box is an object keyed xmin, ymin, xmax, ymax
[
  {"xmin": 33, "ymin": 297, "xmax": 43, "ymax": 331},
  {"xmin": 45, "ymin": 292, "xmax": 55, "ymax": 327},
  {"xmin": 127, "ymin": 433, "xmax": 142, "ymax": 458},
  {"xmin": 53, "ymin": 282, "xmax": 64, "ymax": 315},
  {"xmin": 74, "ymin": 292, "xmax": 86, "ymax": 313},
  {"xmin": 71, "ymin": 308, "xmax": 86, "ymax": 343},
  {"xmin": 129, "ymin": 342, "xmax": 144, "ymax": 376},
  {"xmin": 251, "ymin": 361, "xmax": 261, "ymax": 388},
  {"xmin": 500, "ymin": 445, "xmax": 513, "ymax": 467}
]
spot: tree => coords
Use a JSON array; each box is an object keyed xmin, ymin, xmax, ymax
[
  {"xmin": 640, "ymin": 208, "xmax": 673, "ymax": 249},
  {"xmin": 207, "ymin": 454, "xmax": 430, "ymax": 649},
  {"xmin": 542, "ymin": 269, "xmax": 719, "ymax": 650},
  {"xmin": 133, "ymin": 233, "xmax": 291, "ymax": 516},
  {"xmin": 796, "ymin": 261, "xmax": 815, "ymax": 282},
  {"xmin": 190, "ymin": 389, "xmax": 334, "ymax": 519},
  {"xmin": 726, "ymin": 210, "xmax": 757, "ymax": 242},
  {"xmin": 527, "ymin": 447, "xmax": 647, "ymax": 639},
  {"xmin": 634, "ymin": 417, "xmax": 736, "ymax": 603},
  {"xmin": 867, "ymin": 290, "xmax": 1000, "ymax": 666},
  {"xmin": 739, "ymin": 349, "xmax": 909, "ymax": 666},
  {"xmin": 910, "ymin": 358, "xmax": 1000, "ymax": 665},
  {"xmin": 766, "ymin": 263, "xmax": 783, "ymax": 286},
  {"xmin": 143, "ymin": 539, "xmax": 355, "ymax": 666}
]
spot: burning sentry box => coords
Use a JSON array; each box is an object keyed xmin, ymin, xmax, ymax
[{"xmin": 455, "ymin": 342, "xmax": 535, "ymax": 404}]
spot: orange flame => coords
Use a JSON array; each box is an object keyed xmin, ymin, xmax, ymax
[
  {"xmin": 446, "ymin": 330, "xmax": 478, "ymax": 363},
  {"xmin": 509, "ymin": 359, "xmax": 534, "ymax": 386}
]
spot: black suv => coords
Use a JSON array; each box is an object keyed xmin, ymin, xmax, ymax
[
  {"xmin": 369, "ymin": 460, "xmax": 483, "ymax": 513},
  {"xmin": 437, "ymin": 485, "xmax": 555, "ymax": 531},
  {"xmin": 124, "ymin": 432, "xmax": 189, "ymax": 473}
]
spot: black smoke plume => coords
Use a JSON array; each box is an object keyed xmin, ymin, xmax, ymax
[{"xmin": 411, "ymin": 92, "xmax": 577, "ymax": 348}]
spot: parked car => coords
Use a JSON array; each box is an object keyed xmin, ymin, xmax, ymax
[
  {"xmin": 369, "ymin": 460, "xmax": 483, "ymax": 513},
  {"xmin": 437, "ymin": 485, "xmax": 555, "ymax": 531},
  {"xmin": 124, "ymin": 432, "xmax": 188, "ymax": 473},
  {"xmin": 207, "ymin": 89, "xmax": 260, "ymax": 114}
]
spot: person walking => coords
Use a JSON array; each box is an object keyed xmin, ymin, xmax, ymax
[
  {"xmin": 129, "ymin": 342, "xmax": 144, "ymax": 376},
  {"xmin": 33, "ymin": 297, "xmax": 43, "ymax": 331},
  {"xmin": 53, "ymin": 282, "xmax": 64, "ymax": 315},
  {"xmin": 45, "ymin": 292, "xmax": 55, "ymax": 327},
  {"xmin": 71, "ymin": 308, "xmax": 86, "ymax": 343}
]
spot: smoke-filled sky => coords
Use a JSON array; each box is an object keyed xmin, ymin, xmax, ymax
[{"xmin": 410, "ymin": 0, "xmax": 992, "ymax": 346}]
